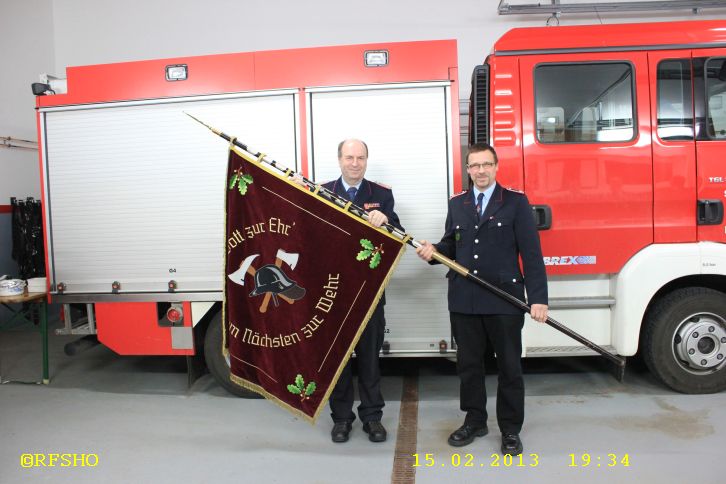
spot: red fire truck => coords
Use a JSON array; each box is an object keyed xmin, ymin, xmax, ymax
[
  {"xmin": 469, "ymin": 19, "xmax": 726, "ymax": 394},
  {"xmin": 33, "ymin": 20, "xmax": 726, "ymax": 395}
]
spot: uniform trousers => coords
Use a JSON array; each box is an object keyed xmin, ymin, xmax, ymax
[
  {"xmin": 330, "ymin": 303, "xmax": 386, "ymax": 423},
  {"xmin": 451, "ymin": 312, "xmax": 525, "ymax": 433}
]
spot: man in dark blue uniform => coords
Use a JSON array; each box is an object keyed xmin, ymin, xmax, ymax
[
  {"xmin": 324, "ymin": 138, "xmax": 402, "ymax": 444},
  {"xmin": 416, "ymin": 143, "xmax": 548, "ymax": 455}
]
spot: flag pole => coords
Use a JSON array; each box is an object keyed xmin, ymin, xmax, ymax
[{"xmin": 187, "ymin": 113, "xmax": 627, "ymax": 380}]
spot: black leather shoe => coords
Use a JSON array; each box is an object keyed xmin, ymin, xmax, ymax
[
  {"xmin": 447, "ymin": 424, "xmax": 488, "ymax": 447},
  {"xmin": 331, "ymin": 422, "xmax": 352, "ymax": 443},
  {"xmin": 362, "ymin": 420, "xmax": 387, "ymax": 442},
  {"xmin": 501, "ymin": 433, "xmax": 523, "ymax": 455}
]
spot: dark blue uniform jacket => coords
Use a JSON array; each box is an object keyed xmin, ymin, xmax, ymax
[
  {"xmin": 433, "ymin": 183, "xmax": 548, "ymax": 315},
  {"xmin": 323, "ymin": 177, "xmax": 403, "ymax": 232},
  {"xmin": 323, "ymin": 177, "xmax": 403, "ymax": 306}
]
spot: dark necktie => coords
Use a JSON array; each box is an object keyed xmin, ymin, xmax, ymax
[
  {"xmin": 476, "ymin": 192, "xmax": 484, "ymax": 220},
  {"xmin": 346, "ymin": 187, "xmax": 357, "ymax": 201}
]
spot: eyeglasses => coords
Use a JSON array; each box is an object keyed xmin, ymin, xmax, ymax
[{"xmin": 467, "ymin": 162, "xmax": 496, "ymax": 170}]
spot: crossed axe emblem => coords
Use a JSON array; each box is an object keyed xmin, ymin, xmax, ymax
[{"xmin": 228, "ymin": 249, "xmax": 305, "ymax": 313}]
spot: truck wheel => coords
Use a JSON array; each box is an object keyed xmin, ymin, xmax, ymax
[
  {"xmin": 642, "ymin": 287, "xmax": 726, "ymax": 394},
  {"xmin": 203, "ymin": 312, "xmax": 261, "ymax": 399}
]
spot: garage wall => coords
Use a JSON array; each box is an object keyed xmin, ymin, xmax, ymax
[
  {"xmin": 0, "ymin": 0, "xmax": 54, "ymax": 278},
  {"xmin": 48, "ymin": 1, "xmax": 726, "ymax": 100},
  {"xmin": 2, "ymin": 0, "xmax": 725, "ymax": 278}
]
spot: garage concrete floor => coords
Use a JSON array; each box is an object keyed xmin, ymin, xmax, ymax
[{"xmin": 1, "ymin": 324, "xmax": 724, "ymax": 484}]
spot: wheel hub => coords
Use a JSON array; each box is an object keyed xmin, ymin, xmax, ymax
[{"xmin": 674, "ymin": 313, "xmax": 726, "ymax": 373}]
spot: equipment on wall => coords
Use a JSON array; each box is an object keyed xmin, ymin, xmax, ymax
[{"xmin": 10, "ymin": 197, "xmax": 45, "ymax": 280}]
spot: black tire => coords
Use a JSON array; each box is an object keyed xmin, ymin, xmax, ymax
[
  {"xmin": 642, "ymin": 287, "xmax": 726, "ymax": 394},
  {"xmin": 203, "ymin": 312, "xmax": 262, "ymax": 398}
]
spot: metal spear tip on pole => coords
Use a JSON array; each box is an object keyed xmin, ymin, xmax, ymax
[
  {"xmin": 183, "ymin": 111, "xmax": 207, "ymax": 128},
  {"xmin": 183, "ymin": 112, "xmax": 222, "ymax": 136}
]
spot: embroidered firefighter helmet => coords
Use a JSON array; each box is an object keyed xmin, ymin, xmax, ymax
[{"xmin": 249, "ymin": 264, "xmax": 306, "ymax": 301}]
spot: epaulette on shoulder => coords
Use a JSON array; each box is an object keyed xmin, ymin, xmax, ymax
[
  {"xmin": 371, "ymin": 180, "xmax": 392, "ymax": 190},
  {"xmin": 449, "ymin": 190, "xmax": 467, "ymax": 200},
  {"xmin": 504, "ymin": 186, "xmax": 524, "ymax": 194}
]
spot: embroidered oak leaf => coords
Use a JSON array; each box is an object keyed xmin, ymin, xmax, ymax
[
  {"xmin": 287, "ymin": 374, "xmax": 316, "ymax": 402},
  {"xmin": 360, "ymin": 239, "xmax": 374, "ymax": 250},
  {"xmin": 370, "ymin": 251, "xmax": 382, "ymax": 269},
  {"xmin": 356, "ymin": 239, "xmax": 384, "ymax": 269},
  {"xmin": 229, "ymin": 169, "xmax": 253, "ymax": 196}
]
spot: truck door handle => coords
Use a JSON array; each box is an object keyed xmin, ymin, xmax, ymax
[
  {"xmin": 531, "ymin": 205, "xmax": 552, "ymax": 230},
  {"xmin": 697, "ymin": 199, "xmax": 724, "ymax": 225}
]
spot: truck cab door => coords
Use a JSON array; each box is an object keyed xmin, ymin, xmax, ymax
[
  {"xmin": 694, "ymin": 51, "xmax": 726, "ymax": 243},
  {"xmin": 648, "ymin": 50, "xmax": 697, "ymax": 243},
  {"xmin": 518, "ymin": 52, "xmax": 653, "ymax": 274}
]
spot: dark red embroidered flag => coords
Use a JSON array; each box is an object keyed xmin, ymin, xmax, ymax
[{"xmin": 224, "ymin": 147, "xmax": 406, "ymax": 422}]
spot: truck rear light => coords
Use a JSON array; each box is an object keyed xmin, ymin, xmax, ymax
[{"xmin": 166, "ymin": 306, "xmax": 183, "ymax": 324}]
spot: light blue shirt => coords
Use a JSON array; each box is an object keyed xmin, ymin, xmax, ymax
[
  {"xmin": 472, "ymin": 182, "xmax": 497, "ymax": 215},
  {"xmin": 341, "ymin": 179, "xmax": 362, "ymax": 192}
]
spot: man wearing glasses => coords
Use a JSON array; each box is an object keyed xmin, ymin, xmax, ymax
[{"xmin": 416, "ymin": 143, "xmax": 548, "ymax": 456}]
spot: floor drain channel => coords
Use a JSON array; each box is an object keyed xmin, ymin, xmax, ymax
[{"xmin": 391, "ymin": 370, "xmax": 419, "ymax": 484}]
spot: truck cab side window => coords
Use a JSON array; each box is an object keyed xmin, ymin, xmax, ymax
[
  {"xmin": 705, "ymin": 58, "xmax": 726, "ymax": 139},
  {"xmin": 535, "ymin": 63, "xmax": 635, "ymax": 143},
  {"xmin": 657, "ymin": 59, "xmax": 694, "ymax": 141}
]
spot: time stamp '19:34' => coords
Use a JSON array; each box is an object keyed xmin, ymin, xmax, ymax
[{"xmin": 412, "ymin": 453, "xmax": 630, "ymax": 468}]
